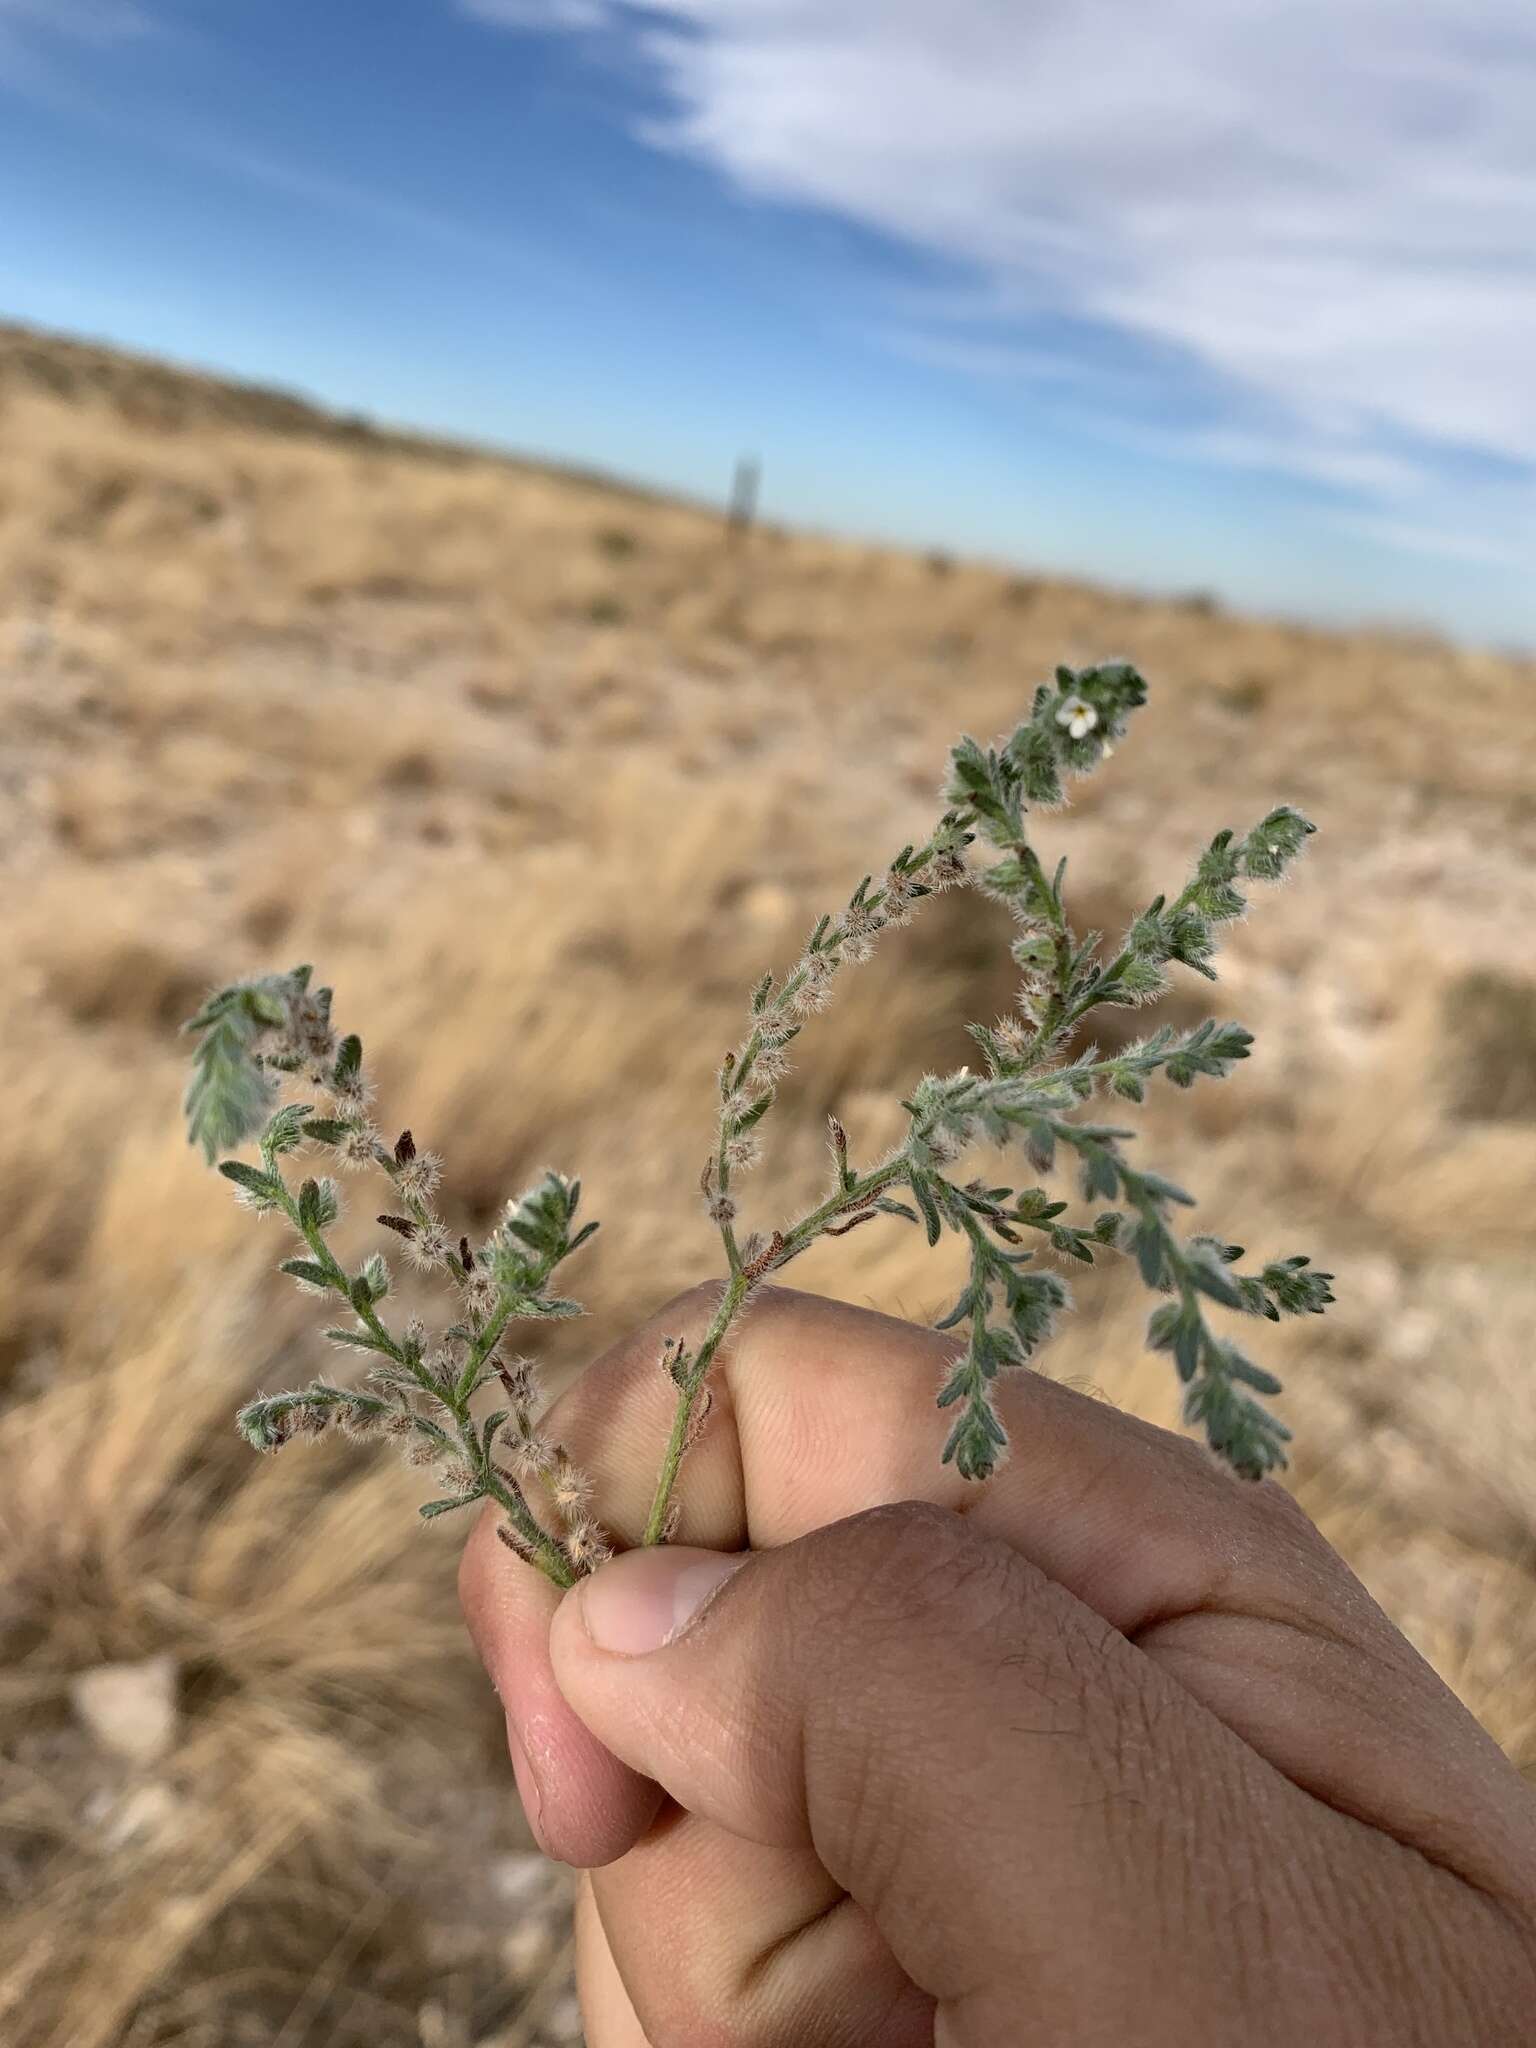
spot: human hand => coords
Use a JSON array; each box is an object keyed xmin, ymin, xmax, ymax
[{"xmin": 460, "ymin": 1286, "xmax": 1536, "ymax": 2045}]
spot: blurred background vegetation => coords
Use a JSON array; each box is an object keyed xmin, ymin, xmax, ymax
[{"xmin": 1, "ymin": 322, "xmax": 1534, "ymax": 2046}]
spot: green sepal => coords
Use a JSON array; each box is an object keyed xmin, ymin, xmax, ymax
[{"xmin": 419, "ymin": 1494, "xmax": 483, "ymax": 1521}]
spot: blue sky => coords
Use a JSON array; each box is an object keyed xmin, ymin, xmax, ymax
[{"xmin": 1, "ymin": 1, "xmax": 1532, "ymax": 645}]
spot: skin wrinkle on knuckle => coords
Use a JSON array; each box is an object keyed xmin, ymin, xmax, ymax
[{"xmin": 792, "ymin": 1507, "xmax": 1021, "ymax": 1909}]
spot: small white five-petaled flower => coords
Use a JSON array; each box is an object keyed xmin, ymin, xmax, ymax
[{"xmin": 1055, "ymin": 695, "xmax": 1099, "ymax": 740}]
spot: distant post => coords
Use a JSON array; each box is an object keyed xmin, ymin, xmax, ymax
[{"xmin": 726, "ymin": 453, "xmax": 761, "ymax": 543}]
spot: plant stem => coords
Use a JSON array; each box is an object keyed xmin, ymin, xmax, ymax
[
  {"xmin": 481, "ymin": 1458, "xmax": 576, "ymax": 1588},
  {"xmin": 642, "ymin": 1271, "xmax": 749, "ymax": 1546},
  {"xmin": 778, "ymin": 1155, "xmax": 909, "ymax": 1255},
  {"xmin": 274, "ymin": 1178, "xmax": 576, "ymax": 1589},
  {"xmin": 641, "ymin": 1153, "xmax": 913, "ymax": 1547}
]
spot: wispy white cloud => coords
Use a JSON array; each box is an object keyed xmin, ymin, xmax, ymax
[
  {"xmin": 1335, "ymin": 510, "xmax": 1527, "ymax": 568},
  {"xmin": 460, "ymin": 0, "xmax": 613, "ymax": 28},
  {"xmin": 462, "ymin": 0, "xmax": 1536, "ymax": 567},
  {"xmin": 0, "ymin": 0, "xmax": 151, "ymax": 49}
]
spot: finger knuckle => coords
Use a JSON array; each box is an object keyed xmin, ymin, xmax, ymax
[
  {"xmin": 656, "ymin": 1278, "xmax": 733, "ymax": 1329},
  {"xmin": 816, "ymin": 1499, "xmax": 1012, "ymax": 1631}
]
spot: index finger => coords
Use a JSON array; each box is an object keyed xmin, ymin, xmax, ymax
[{"xmin": 463, "ymin": 1281, "xmax": 1498, "ymax": 1874}]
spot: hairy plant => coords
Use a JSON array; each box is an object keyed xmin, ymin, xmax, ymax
[{"xmin": 181, "ymin": 664, "xmax": 1333, "ymax": 1586}]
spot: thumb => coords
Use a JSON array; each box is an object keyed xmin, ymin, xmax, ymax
[{"xmin": 548, "ymin": 1501, "xmax": 1276, "ymax": 2020}]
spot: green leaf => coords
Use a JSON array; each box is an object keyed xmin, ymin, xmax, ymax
[
  {"xmin": 184, "ymin": 1005, "xmax": 276, "ymax": 1162},
  {"xmin": 323, "ymin": 1327, "xmax": 390, "ymax": 1353},
  {"xmin": 1004, "ymin": 720, "xmax": 1063, "ymax": 805},
  {"xmin": 333, "ymin": 1034, "xmax": 364, "ymax": 1087},
  {"xmin": 419, "ymin": 1494, "xmax": 483, "ymax": 1521},
  {"xmin": 297, "ymin": 1177, "xmax": 340, "ymax": 1232},
  {"xmin": 1258, "ymin": 1255, "xmax": 1336, "ymax": 1316},
  {"xmin": 1115, "ymin": 955, "xmax": 1169, "ymax": 1003},
  {"xmin": 1185, "ymin": 1365, "xmax": 1291, "ymax": 1480},
  {"xmin": 910, "ymin": 1174, "xmax": 943, "ymax": 1248},
  {"xmin": 1146, "ymin": 1302, "xmax": 1182, "ymax": 1351},
  {"xmin": 1188, "ymin": 1250, "xmax": 1245, "ymax": 1310},
  {"xmin": 302, "ymin": 1117, "xmax": 354, "ymax": 1146},
  {"xmin": 1132, "ymin": 1217, "xmax": 1166, "ymax": 1288},
  {"xmin": 261, "ymin": 1103, "xmax": 313, "ymax": 1159},
  {"xmin": 1080, "ymin": 1145, "xmax": 1120, "ymax": 1203},
  {"xmin": 279, "ymin": 1257, "xmax": 334, "ymax": 1293},
  {"xmin": 726, "ymin": 1089, "xmax": 775, "ymax": 1136},
  {"xmin": 1223, "ymin": 1347, "xmax": 1284, "ymax": 1397},
  {"xmin": 937, "ymin": 1346, "xmax": 1010, "ymax": 1479},
  {"xmin": 1188, "ymin": 832, "xmax": 1247, "ymax": 921},
  {"xmin": 219, "ymin": 1158, "xmax": 281, "ymax": 1200},
  {"xmin": 1239, "ymin": 806, "xmax": 1315, "ymax": 882},
  {"xmin": 933, "ymin": 1286, "xmax": 976, "ymax": 1334}
]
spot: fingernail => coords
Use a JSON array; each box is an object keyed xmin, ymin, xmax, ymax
[
  {"xmin": 506, "ymin": 1722, "xmax": 553, "ymax": 1857},
  {"xmin": 576, "ymin": 1548, "xmax": 746, "ymax": 1655}
]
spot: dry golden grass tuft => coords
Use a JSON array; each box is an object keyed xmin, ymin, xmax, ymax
[{"xmin": 2, "ymin": 324, "xmax": 1535, "ymax": 2044}]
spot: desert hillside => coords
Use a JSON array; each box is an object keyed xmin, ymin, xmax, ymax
[{"xmin": 2, "ymin": 321, "xmax": 1534, "ymax": 2048}]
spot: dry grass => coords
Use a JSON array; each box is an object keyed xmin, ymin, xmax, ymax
[{"xmin": 2, "ymin": 322, "xmax": 1535, "ymax": 2046}]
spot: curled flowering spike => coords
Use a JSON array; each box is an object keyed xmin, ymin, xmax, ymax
[
  {"xmin": 286, "ymin": 1401, "xmax": 330, "ymax": 1440},
  {"xmin": 337, "ymin": 1398, "xmax": 386, "ymax": 1440},
  {"xmin": 1055, "ymin": 695, "xmax": 1098, "ymax": 741}
]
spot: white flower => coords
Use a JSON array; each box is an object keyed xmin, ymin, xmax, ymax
[{"xmin": 1055, "ymin": 695, "xmax": 1099, "ymax": 741}]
